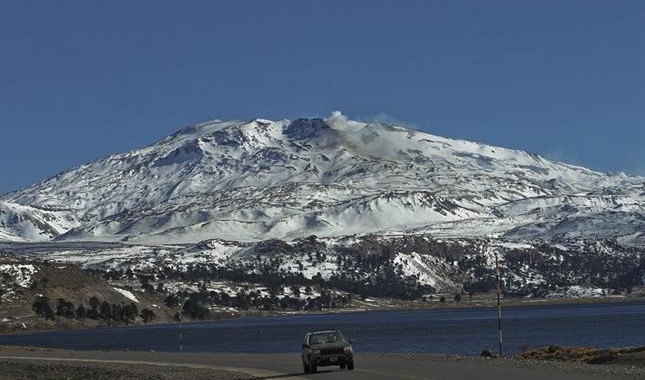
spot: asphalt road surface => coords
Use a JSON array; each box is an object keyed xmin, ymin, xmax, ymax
[{"xmin": 0, "ymin": 350, "xmax": 639, "ymax": 380}]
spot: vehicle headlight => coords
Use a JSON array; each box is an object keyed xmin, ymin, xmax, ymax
[
  {"xmin": 344, "ymin": 346, "xmax": 353, "ymax": 354},
  {"xmin": 313, "ymin": 349, "xmax": 321, "ymax": 355}
]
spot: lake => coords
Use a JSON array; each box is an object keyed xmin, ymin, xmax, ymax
[{"xmin": 1, "ymin": 301, "xmax": 644, "ymax": 355}]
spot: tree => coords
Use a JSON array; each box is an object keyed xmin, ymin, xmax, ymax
[
  {"xmin": 290, "ymin": 285, "xmax": 301, "ymax": 298},
  {"xmin": 89, "ymin": 296, "xmax": 100, "ymax": 311},
  {"xmin": 122, "ymin": 303, "xmax": 138, "ymax": 323},
  {"xmin": 141, "ymin": 308, "xmax": 156, "ymax": 323},
  {"xmin": 164, "ymin": 294, "xmax": 181, "ymax": 308},
  {"xmin": 235, "ymin": 291, "xmax": 250, "ymax": 309},
  {"xmin": 111, "ymin": 303, "xmax": 123, "ymax": 321},
  {"xmin": 454, "ymin": 293, "xmax": 462, "ymax": 303},
  {"xmin": 100, "ymin": 301, "xmax": 112, "ymax": 320},
  {"xmin": 182, "ymin": 299, "xmax": 211, "ymax": 320},
  {"xmin": 56, "ymin": 298, "xmax": 75, "ymax": 318},
  {"xmin": 142, "ymin": 283, "xmax": 155, "ymax": 294},
  {"xmin": 32, "ymin": 296, "xmax": 55, "ymax": 320},
  {"xmin": 75, "ymin": 304, "xmax": 86, "ymax": 319}
]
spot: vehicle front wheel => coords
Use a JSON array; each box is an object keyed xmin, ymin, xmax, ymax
[
  {"xmin": 347, "ymin": 361, "xmax": 354, "ymax": 370},
  {"xmin": 340, "ymin": 363, "xmax": 346, "ymax": 369},
  {"xmin": 303, "ymin": 360, "xmax": 310, "ymax": 373}
]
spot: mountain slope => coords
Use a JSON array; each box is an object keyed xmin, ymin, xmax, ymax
[
  {"xmin": 0, "ymin": 201, "xmax": 79, "ymax": 241},
  {"xmin": 1, "ymin": 112, "xmax": 643, "ymax": 245}
]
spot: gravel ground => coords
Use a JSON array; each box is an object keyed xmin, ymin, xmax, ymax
[
  {"xmin": 0, "ymin": 360, "xmax": 251, "ymax": 380},
  {"xmin": 372, "ymin": 353, "xmax": 645, "ymax": 380}
]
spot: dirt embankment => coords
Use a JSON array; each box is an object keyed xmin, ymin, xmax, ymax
[
  {"xmin": 0, "ymin": 360, "xmax": 248, "ymax": 380},
  {"xmin": 517, "ymin": 345, "xmax": 645, "ymax": 368},
  {"xmin": 0, "ymin": 346, "xmax": 252, "ymax": 379}
]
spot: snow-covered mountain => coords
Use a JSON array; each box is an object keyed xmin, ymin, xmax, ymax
[
  {"xmin": 0, "ymin": 200, "xmax": 79, "ymax": 242},
  {"xmin": 1, "ymin": 111, "xmax": 644, "ymax": 246}
]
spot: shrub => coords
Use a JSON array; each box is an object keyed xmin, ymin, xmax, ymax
[
  {"xmin": 32, "ymin": 296, "xmax": 55, "ymax": 320},
  {"xmin": 141, "ymin": 308, "xmax": 156, "ymax": 323}
]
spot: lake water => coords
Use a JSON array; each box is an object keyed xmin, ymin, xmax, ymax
[{"xmin": 1, "ymin": 301, "xmax": 644, "ymax": 355}]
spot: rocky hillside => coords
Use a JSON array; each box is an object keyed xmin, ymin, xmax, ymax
[
  {"xmin": 0, "ymin": 256, "xmax": 180, "ymax": 332},
  {"xmin": 2, "ymin": 234, "xmax": 642, "ymax": 313}
]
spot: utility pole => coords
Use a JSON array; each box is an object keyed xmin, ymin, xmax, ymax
[
  {"xmin": 495, "ymin": 250, "xmax": 503, "ymax": 357},
  {"xmin": 177, "ymin": 310, "xmax": 183, "ymax": 352}
]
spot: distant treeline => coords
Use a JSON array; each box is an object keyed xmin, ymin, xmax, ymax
[{"xmin": 32, "ymin": 296, "xmax": 156, "ymax": 323}]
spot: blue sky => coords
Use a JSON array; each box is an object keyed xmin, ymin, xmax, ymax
[{"xmin": 1, "ymin": 1, "xmax": 643, "ymax": 195}]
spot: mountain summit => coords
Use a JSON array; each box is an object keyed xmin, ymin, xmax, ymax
[{"xmin": 1, "ymin": 112, "xmax": 643, "ymax": 246}]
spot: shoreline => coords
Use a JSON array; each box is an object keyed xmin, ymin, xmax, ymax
[
  {"xmin": 1, "ymin": 295, "xmax": 643, "ymax": 338},
  {"xmin": 2, "ymin": 294, "xmax": 644, "ymax": 334}
]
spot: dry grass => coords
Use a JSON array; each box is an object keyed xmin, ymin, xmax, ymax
[
  {"xmin": 519, "ymin": 345, "xmax": 602, "ymax": 362},
  {"xmin": 518, "ymin": 345, "xmax": 645, "ymax": 367}
]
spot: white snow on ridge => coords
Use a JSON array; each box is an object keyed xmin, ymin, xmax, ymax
[
  {"xmin": 0, "ymin": 228, "xmax": 26, "ymax": 242},
  {"xmin": 1, "ymin": 112, "xmax": 643, "ymax": 246},
  {"xmin": 393, "ymin": 252, "xmax": 441, "ymax": 287},
  {"xmin": 0, "ymin": 200, "xmax": 79, "ymax": 241}
]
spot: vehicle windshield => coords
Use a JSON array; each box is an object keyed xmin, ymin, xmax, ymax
[{"xmin": 309, "ymin": 331, "xmax": 346, "ymax": 345}]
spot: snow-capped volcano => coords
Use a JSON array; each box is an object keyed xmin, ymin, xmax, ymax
[{"xmin": 1, "ymin": 112, "xmax": 644, "ymax": 246}]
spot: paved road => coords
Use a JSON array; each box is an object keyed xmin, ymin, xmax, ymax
[{"xmin": 0, "ymin": 350, "xmax": 634, "ymax": 380}]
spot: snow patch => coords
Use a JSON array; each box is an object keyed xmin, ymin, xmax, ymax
[
  {"xmin": 0, "ymin": 264, "xmax": 36, "ymax": 288},
  {"xmin": 545, "ymin": 285, "xmax": 608, "ymax": 298},
  {"xmin": 113, "ymin": 287, "xmax": 139, "ymax": 303}
]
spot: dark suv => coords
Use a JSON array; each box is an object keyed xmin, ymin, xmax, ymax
[{"xmin": 301, "ymin": 330, "xmax": 354, "ymax": 373}]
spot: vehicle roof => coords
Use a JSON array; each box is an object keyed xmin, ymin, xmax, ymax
[{"xmin": 306, "ymin": 330, "xmax": 341, "ymax": 335}]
